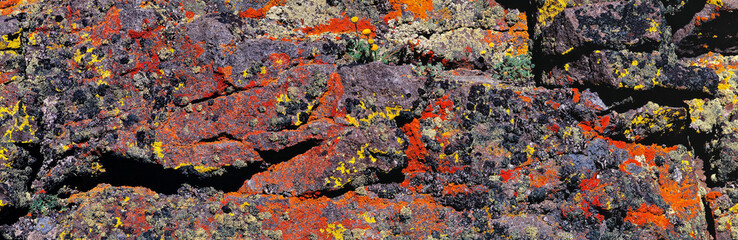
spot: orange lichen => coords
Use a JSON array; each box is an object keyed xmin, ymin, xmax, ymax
[
  {"xmin": 593, "ymin": 116, "xmax": 610, "ymax": 133},
  {"xmin": 530, "ymin": 167, "xmax": 558, "ymax": 188},
  {"xmin": 514, "ymin": 91, "xmax": 532, "ymax": 102},
  {"xmin": 0, "ymin": 0, "xmax": 33, "ymax": 15},
  {"xmin": 624, "ymin": 203, "xmax": 672, "ymax": 229},
  {"xmin": 90, "ymin": 6, "xmax": 122, "ymax": 46},
  {"xmin": 302, "ymin": 16, "xmax": 375, "ymax": 38},
  {"xmin": 239, "ymin": 0, "xmax": 285, "ymax": 19},
  {"xmin": 705, "ymin": 191, "xmax": 722, "ymax": 201},
  {"xmin": 0, "ymin": 71, "xmax": 17, "ymax": 85},
  {"xmin": 442, "ymin": 183, "xmax": 471, "ymax": 196},
  {"xmin": 384, "ymin": 0, "xmax": 433, "ymax": 21},
  {"xmin": 658, "ymin": 167, "xmax": 701, "ymax": 220}
]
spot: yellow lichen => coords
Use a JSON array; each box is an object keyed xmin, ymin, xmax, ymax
[
  {"xmin": 91, "ymin": 162, "xmax": 105, "ymax": 173},
  {"xmin": 114, "ymin": 217, "xmax": 123, "ymax": 228},
  {"xmin": 707, "ymin": 0, "xmax": 724, "ymax": 7},
  {"xmin": 152, "ymin": 141, "xmax": 165, "ymax": 159},
  {"xmin": 0, "ymin": 29, "xmax": 21, "ymax": 50},
  {"xmin": 647, "ymin": 19, "xmax": 660, "ymax": 33},
  {"xmin": 74, "ymin": 47, "xmax": 94, "ymax": 63},
  {"xmin": 343, "ymin": 104, "xmax": 408, "ymax": 128},
  {"xmin": 360, "ymin": 212, "xmax": 376, "ymax": 223},
  {"xmin": 538, "ymin": 0, "xmax": 568, "ymax": 26},
  {"xmin": 0, "ymin": 101, "xmax": 37, "ymax": 143},
  {"xmin": 321, "ymin": 223, "xmax": 348, "ymax": 240},
  {"xmin": 562, "ymin": 47, "xmax": 574, "ymax": 55}
]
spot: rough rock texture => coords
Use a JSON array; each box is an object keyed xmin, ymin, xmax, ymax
[{"xmin": 0, "ymin": 0, "xmax": 736, "ymax": 239}]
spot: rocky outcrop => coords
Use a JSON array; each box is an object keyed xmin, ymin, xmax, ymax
[{"xmin": 0, "ymin": 0, "xmax": 736, "ymax": 239}]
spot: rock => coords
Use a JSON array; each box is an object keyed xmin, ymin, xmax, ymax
[
  {"xmin": 542, "ymin": 49, "xmax": 719, "ymax": 92},
  {"xmin": 0, "ymin": 0, "xmax": 735, "ymax": 239},
  {"xmin": 539, "ymin": 1, "xmax": 665, "ymax": 56},
  {"xmin": 673, "ymin": 0, "xmax": 738, "ymax": 56}
]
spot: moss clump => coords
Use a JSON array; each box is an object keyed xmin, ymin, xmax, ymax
[
  {"xmin": 29, "ymin": 194, "xmax": 63, "ymax": 215},
  {"xmin": 494, "ymin": 55, "xmax": 534, "ymax": 83}
]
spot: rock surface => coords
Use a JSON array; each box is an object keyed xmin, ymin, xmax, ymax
[{"xmin": 0, "ymin": 0, "xmax": 736, "ymax": 239}]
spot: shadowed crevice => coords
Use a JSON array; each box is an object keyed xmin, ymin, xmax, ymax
[
  {"xmin": 703, "ymin": 195, "xmax": 717, "ymax": 239},
  {"xmin": 198, "ymin": 132, "xmax": 241, "ymax": 143},
  {"xmin": 573, "ymin": 85, "xmax": 711, "ymax": 114},
  {"xmin": 255, "ymin": 138, "xmax": 322, "ymax": 164},
  {"xmin": 51, "ymin": 154, "xmax": 264, "ymax": 196},
  {"xmin": 47, "ymin": 139, "xmax": 324, "ymax": 197}
]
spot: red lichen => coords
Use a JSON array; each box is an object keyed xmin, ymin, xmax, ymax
[
  {"xmin": 572, "ymin": 88, "xmax": 581, "ymax": 103},
  {"xmin": 310, "ymin": 72, "xmax": 345, "ymax": 120},
  {"xmin": 500, "ymin": 168, "xmax": 520, "ymax": 182},
  {"xmin": 421, "ymin": 95, "xmax": 454, "ymax": 120},
  {"xmin": 579, "ymin": 174, "xmax": 600, "ymax": 191},
  {"xmin": 401, "ymin": 118, "xmax": 429, "ymax": 174},
  {"xmin": 89, "ymin": 6, "xmax": 122, "ymax": 46}
]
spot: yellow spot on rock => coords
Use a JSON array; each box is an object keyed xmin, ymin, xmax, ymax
[
  {"xmin": 0, "ymin": 147, "xmax": 8, "ymax": 161},
  {"xmin": 239, "ymin": 201, "xmax": 250, "ymax": 212},
  {"xmin": 562, "ymin": 47, "xmax": 574, "ymax": 55},
  {"xmin": 526, "ymin": 144, "xmax": 535, "ymax": 158},
  {"xmin": 194, "ymin": 165, "xmax": 218, "ymax": 173}
]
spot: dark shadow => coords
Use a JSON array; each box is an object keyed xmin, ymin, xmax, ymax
[
  {"xmin": 255, "ymin": 139, "xmax": 322, "ymax": 164},
  {"xmin": 50, "ymin": 139, "xmax": 323, "ymax": 197},
  {"xmin": 665, "ymin": 0, "xmax": 708, "ymax": 33},
  {"xmin": 587, "ymin": 85, "xmax": 711, "ymax": 112},
  {"xmin": 703, "ymin": 195, "xmax": 717, "ymax": 240},
  {"xmin": 374, "ymin": 166, "xmax": 406, "ymax": 184}
]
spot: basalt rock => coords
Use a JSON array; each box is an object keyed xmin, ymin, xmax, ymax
[{"xmin": 0, "ymin": 0, "xmax": 736, "ymax": 239}]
